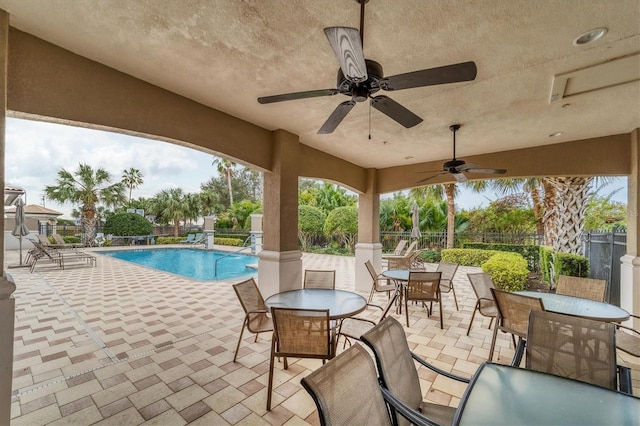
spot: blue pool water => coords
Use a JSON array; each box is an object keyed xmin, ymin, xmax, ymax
[{"xmin": 98, "ymin": 248, "xmax": 257, "ymax": 281}]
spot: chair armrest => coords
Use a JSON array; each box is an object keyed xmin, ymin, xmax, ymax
[
  {"xmin": 380, "ymin": 387, "xmax": 443, "ymax": 426},
  {"xmin": 510, "ymin": 339, "xmax": 526, "ymax": 367},
  {"xmin": 247, "ymin": 309, "xmax": 269, "ymax": 315},
  {"xmin": 410, "ymin": 352, "xmax": 470, "ymax": 383},
  {"xmin": 618, "ymin": 365, "xmax": 633, "ymax": 395}
]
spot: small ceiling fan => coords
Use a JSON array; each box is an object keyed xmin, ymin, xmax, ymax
[
  {"xmin": 257, "ymin": 0, "xmax": 477, "ymax": 134},
  {"xmin": 417, "ymin": 124, "xmax": 507, "ymax": 183}
]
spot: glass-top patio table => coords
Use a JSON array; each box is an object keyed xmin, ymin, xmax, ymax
[
  {"xmin": 264, "ymin": 289, "xmax": 367, "ymax": 320},
  {"xmin": 453, "ymin": 362, "xmax": 640, "ymax": 425},
  {"xmin": 515, "ymin": 291, "xmax": 629, "ymax": 322}
]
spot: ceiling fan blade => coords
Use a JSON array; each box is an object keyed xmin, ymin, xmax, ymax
[
  {"xmin": 370, "ymin": 96, "xmax": 423, "ymax": 128},
  {"xmin": 318, "ymin": 100, "xmax": 356, "ymax": 134},
  {"xmin": 454, "ymin": 172, "xmax": 469, "ymax": 183},
  {"xmin": 417, "ymin": 171, "xmax": 446, "ymax": 184},
  {"xmin": 381, "ymin": 61, "xmax": 477, "ymax": 91},
  {"xmin": 324, "ymin": 27, "xmax": 368, "ymax": 83},
  {"xmin": 258, "ymin": 88, "xmax": 340, "ymax": 104},
  {"xmin": 464, "ymin": 167, "xmax": 507, "ymax": 175}
]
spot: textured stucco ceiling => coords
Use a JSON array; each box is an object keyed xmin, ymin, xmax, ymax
[{"xmin": 1, "ymin": 0, "xmax": 639, "ymax": 170}]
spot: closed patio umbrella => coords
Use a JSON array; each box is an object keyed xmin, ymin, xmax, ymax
[
  {"xmin": 410, "ymin": 201, "xmax": 422, "ymax": 240},
  {"xmin": 12, "ymin": 198, "xmax": 30, "ymax": 266}
]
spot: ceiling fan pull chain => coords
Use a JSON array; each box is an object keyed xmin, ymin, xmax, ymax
[{"xmin": 368, "ymin": 101, "xmax": 372, "ymax": 140}]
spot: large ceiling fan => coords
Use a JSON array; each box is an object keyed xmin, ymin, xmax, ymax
[
  {"xmin": 418, "ymin": 124, "xmax": 507, "ymax": 183},
  {"xmin": 257, "ymin": 0, "xmax": 478, "ymax": 134}
]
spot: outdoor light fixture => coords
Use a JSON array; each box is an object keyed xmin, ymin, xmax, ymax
[
  {"xmin": 548, "ymin": 132, "xmax": 563, "ymax": 138},
  {"xmin": 573, "ymin": 28, "xmax": 607, "ymax": 46}
]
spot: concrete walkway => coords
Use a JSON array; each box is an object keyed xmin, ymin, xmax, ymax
[{"xmin": 4, "ymin": 247, "xmax": 638, "ymax": 425}]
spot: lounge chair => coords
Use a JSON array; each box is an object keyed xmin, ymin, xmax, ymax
[
  {"xmin": 382, "ymin": 240, "xmax": 417, "ymax": 260},
  {"xmin": 381, "ymin": 239, "xmax": 408, "ymax": 258},
  {"xmin": 52, "ymin": 233, "xmax": 83, "ymax": 249},
  {"xmin": 179, "ymin": 234, "xmax": 196, "ymax": 244},
  {"xmin": 27, "ymin": 239, "xmax": 96, "ymax": 272},
  {"xmin": 191, "ymin": 233, "xmax": 204, "ymax": 244}
]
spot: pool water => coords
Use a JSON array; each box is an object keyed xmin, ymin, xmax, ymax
[{"xmin": 98, "ymin": 248, "xmax": 257, "ymax": 281}]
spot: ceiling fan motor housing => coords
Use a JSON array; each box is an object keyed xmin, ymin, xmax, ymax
[
  {"xmin": 337, "ymin": 59, "xmax": 383, "ymax": 101},
  {"xmin": 443, "ymin": 159, "xmax": 466, "ymax": 172}
]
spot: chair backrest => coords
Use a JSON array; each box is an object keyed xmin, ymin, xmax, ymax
[
  {"xmin": 301, "ymin": 344, "xmax": 392, "ymax": 426},
  {"xmin": 467, "ymin": 273, "xmax": 495, "ymax": 302},
  {"xmin": 526, "ymin": 310, "xmax": 617, "ymax": 390},
  {"xmin": 392, "ymin": 240, "xmax": 408, "ymax": 255},
  {"xmin": 491, "ymin": 289, "xmax": 545, "ymax": 338},
  {"xmin": 52, "ymin": 234, "xmax": 66, "ymax": 245},
  {"xmin": 37, "ymin": 234, "xmax": 51, "ymax": 246},
  {"xmin": 436, "ymin": 262, "xmax": 459, "ymax": 282},
  {"xmin": 365, "ymin": 260, "xmax": 379, "ymax": 282},
  {"xmin": 556, "ymin": 275, "xmax": 608, "ymax": 302},
  {"xmin": 303, "ymin": 269, "xmax": 336, "ymax": 289},
  {"xmin": 406, "ymin": 271, "xmax": 441, "ymax": 302},
  {"xmin": 361, "ymin": 317, "xmax": 422, "ymax": 426},
  {"xmin": 402, "ymin": 240, "xmax": 418, "ymax": 256},
  {"xmin": 232, "ymin": 279, "xmax": 270, "ymax": 332},
  {"xmin": 271, "ymin": 308, "xmax": 332, "ymax": 358}
]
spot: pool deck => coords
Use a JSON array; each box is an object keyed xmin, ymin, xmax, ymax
[{"xmin": 4, "ymin": 245, "xmax": 639, "ymax": 425}]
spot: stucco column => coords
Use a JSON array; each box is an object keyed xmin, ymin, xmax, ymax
[
  {"xmin": 355, "ymin": 168, "xmax": 382, "ymax": 292},
  {"xmin": 258, "ymin": 130, "xmax": 302, "ymax": 297},
  {"xmin": 0, "ymin": 10, "xmax": 15, "ymax": 425},
  {"xmin": 621, "ymin": 128, "xmax": 640, "ymax": 329}
]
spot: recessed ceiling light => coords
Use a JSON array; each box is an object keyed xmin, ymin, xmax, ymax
[
  {"xmin": 548, "ymin": 132, "xmax": 563, "ymax": 138},
  {"xmin": 404, "ymin": 156, "xmax": 414, "ymax": 160},
  {"xmin": 573, "ymin": 28, "xmax": 607, "ymax": 46}
]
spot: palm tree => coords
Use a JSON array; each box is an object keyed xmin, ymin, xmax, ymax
[
  {"xmin": 45, "ymin": 163, "xmax": 125, "ymax": 246},
  {"xmin": 150, "ymin": 188, "xmax": 189, "ymax": 237},
  {"xmin": 212, "ymin": 157, "xmax": 236, "ymax": 206},
  {"xmin": 410, "ymin": 183, "xmax": 459, "ymax": 248},
  {"xmin": 122, "ymin": 167, "xmax": 144, "ymax": 203}
]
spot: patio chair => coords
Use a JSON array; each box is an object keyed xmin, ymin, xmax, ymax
[
  {"xmin": 523, "ymin": 310, "xmax": 632, "ymax": 394},
  {"xmin": 232, "ymin": 278, "xmax": 273, "ymax": 362},
  {"xmin": 555, "ymin": 275, "xmax": 608, "ymax": 302},
  {"xmin": 52, "ymin": 233, "xmax": 83, "ymax": 249},
  {"xmin": 179, "ymin": 234, "xmax": 195, "ymax": 244},
  {"xmin": 191, "ymin": 233, "xmax": 205, "ymax": 244},
  {"xmin": 616, "ymin": 314, "xmax": 640, "ymax": 358},
  {"xmin": 361, "ymin": 317, "xmax": 471, "ymax": 426},
  {"xmin": 436, "ymin": 261, "xmax": 460, "ymax": 310},
  {"xmin": 301, "ymin": 344, "xmax": 437, "ymax": 426},
  {"xmin": 387, "ymin": 248, "xmax": 426, "ymax": 271},
  {"xmin": 337, "ymin": 288, "xmax": 398, "ymax": 348},
  {"xmin": 26, "ymin": 238, "xmax": 96, "ymax": 272},
  {"xmin": 381, "ymin": 239, "xmax": 408, "ymax": 258},
  {"xmin": 383, "ymin": 240, "xmax": 417, "ymax": 260},
  {"xmin": 303, "ymin": 269, "xmax": 336, "ymax": 289},
  {"xmin": 267, "ymin": 307, "xmax": 335, "ymax": 410},
  {"xmin": 489, "ymin": 288, "xmax": 545, "ymax": 362},
  {"xmin": 466, "ymin": 273, "xmax": 497, "ymax": 336},
  {"xmin": 365, "ymin": 260, "xmax": 396, "ymax": 302},
  {"xmin": 404, "ymin": 271, "xmax": 442, "ymax": 328}
]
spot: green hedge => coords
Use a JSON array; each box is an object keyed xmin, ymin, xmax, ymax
[
  {"xmin": 463, "ymin": 242, "xmax": 539, "ymax": 271},
  {"xmin": 482, "ymin": 252, "xmax": 529, "ymax": 291},
  {"xmin": 539, "ymin": 245, "xmax": 589, "ymax": 285},
  {"xmin": 539, "ymin": 246, "xmax": 554, "ymax": 282},
  {"xmin": 215, "ymin": 237, "xmax": 244, "ymax": 247},
  {"xmin": 62, "ymin": 236, "xmax": 81, "ymax": 244},
  {"xmin": 441, "ymin": 248, "xmax": 501, "ymax": 267},
  {"xmin": 156, "ymin": 237, "xmax": 182, "ymax": 244},
  {"xmin": 216, "ymin": 233, "xmax": 249, "ymax": 242}
]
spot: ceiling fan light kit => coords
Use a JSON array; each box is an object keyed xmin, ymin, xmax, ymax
[{"xmin": 257, "ymin": 0, "xmax": 477, "ymax": 134}]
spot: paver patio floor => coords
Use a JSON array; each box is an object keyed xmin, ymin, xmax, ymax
[{"xmin": 4, "ymin": 247, "xmax": 639, "ymax": 425}]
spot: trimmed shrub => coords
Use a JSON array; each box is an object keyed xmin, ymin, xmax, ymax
[
  {"xmin": 418, "ymin": 250, "xmax": 441, "ymax": 264},
  {"xmin": 215, "ymin": 237, "xmax": 244, "ymax": 247},
  {"xmin": 324, "ymin": 206, "xmax": 358, "ymax": 253},
  {"xmin": 482, "ymin": 252, "xmax": 529, "ymax": 292},
  {"xmin": 156, "ymin": 237, "xmax": 182, "ymax": 244},
  {"xmin": 555, "ymin": 253, "xmax": 589, "ymax": 278},
  {"xmin": 298, "ymin": 205, "xmax": 326, "ymax": 251},
  {"xmin": 104, "ymin": 212, "xmax": 153, "ymax": 236},
  {"xmin": 463, "ymin": 242, "xmax": 539, "ymax": 271},
  {"xmin": 62, "ymin": 236, "xmax": 82, "ymax": 244},
  {"xmin": 441, "ymin": 248, "xmax": 501, "ymax": 267}
]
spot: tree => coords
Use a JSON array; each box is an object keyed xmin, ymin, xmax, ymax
[
  {"xmin": 299, "ymin": 181, "xmax": 356, "ymax": 215},
  {"xmin": 584, "ymin": 193, "xmax": 626, "ymax": 231},
  {"xmin": 104, "ymin": 212, "xmax": 153, "ymax": 236},
  {"xmin": 149, "ymin": 188, "xmax": 189, "ymax": 237},
  {"xmin": 212, "ymin": 157, "xmax": 236, "ymax": 206},
  {"xmin": 410, "ymin": 183, "xmax": 459, "ymax": 248},
  {"xmin": 298, "ymin": 205, "xmax": 326, "ymax": 250},
  {"xmin": 201, "ymin": 164, "xmax": 261, "ymax": 208},
  {"xmin": 122, "ymin": 167, "xmax": 144, "ymax": 203},
  {"xmin": 547, "ymin": 177, "xmax": 592, "ymax": 254},
  {"xmin": 45, "ymin": 163, "xmax": 125, "ymax": 246},
  {"xmin": 323, "ymin": 206, "xmax": 358, "ymax": 253}
]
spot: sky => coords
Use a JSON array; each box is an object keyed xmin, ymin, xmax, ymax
[{"xmin": 5, "ymin": 117, "xmax": 628, "ymax": 219}]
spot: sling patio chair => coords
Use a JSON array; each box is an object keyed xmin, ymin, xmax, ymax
[
  {"xmin": 301, "ymin": 344, "xmax": 437, "ymax": 426},
  {"xmin": 404, "ymin": 271, "xmax": 443, "ymax": 328},
  {"xmin": 303, "ymin": 269, "xmax": 336, "ymax": 289},
  {"xmin": 466, "ymin": 272, "xmax": 497, "ymax": 335},
  {"xmin": 361, "ymin": 317, "xmax": 471, "ymax": 426},
  {"xmin": 267, "ymin": 307, "xmax": 335, "ymax": 410},
  {"xmin": 489, "ymin": 288, "xmax": 545, "ymax": 362},
  {"xmin": 436, "ymin": 261, "xmax": 460, "ymax": 310},
  {"xmin": 191, "ymin": 233, "xmax": 205, "ymax": 244},
  {"xmin": 52, "ymin": 233, "xmax": 83, "ymax": 249},
  {"xmin": 555, "ymin": 275, "xmax": 608, "ymax": 302},
  {"xmin": 27, "ymin": 238, "xmax": 96, "ymax": 272},
  {"xmin": 616, "ymin": 314, "xmax": 640, "ymax": 358},
  {"xmin": 522, "ymin": 310, "xmax": 632, "ymax": 394},
  {"xmin": 232, "ymin": 278, "xmax": 273, "ymax": 362},
  {"xmin": 337, "ymin": 288, "xmax": 398, "ymax": 348},
  {"xmin": 381, "ymin": 239, "xmax": 409, "ymax": 258},
  {"xmin": 365, "ymin": 260, "xmax": 396, "ymax": 302},
  {"xmin": 179, "ymin": 234, "xmax": 196, "ymax": 244},
  {"xmin": 382, "ymin": 240, "xmax": 417, "ymax": 260}
]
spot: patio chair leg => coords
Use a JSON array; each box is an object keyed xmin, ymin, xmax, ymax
[
  {"xmin": 233, "ymin": 319, "xmax": 247, "ymax": 362},
  {"xmin": 489, "ymin": 320, "xmax": 499, "ymax": 362},
  {"xmin": 267, "ymin": 339, "xmax": 276, "ymax": 411},
  {"xmin": 466, "ymin": 306, "xmax": 478, "ymax": 336},
  {"xmin": 451, "ymin": 284, "xmax": 459, "ymax": 311}
]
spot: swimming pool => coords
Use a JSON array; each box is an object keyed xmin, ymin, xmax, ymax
[{"xmin": 98, "ymin": 248, "xmax": 257, "ymax": 281}]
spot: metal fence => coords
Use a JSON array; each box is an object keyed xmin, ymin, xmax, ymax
[
  {"xmin": 581, "ymin": 230, "xmax": 627, "ymax": 305},
  {"xmin": 380, "ymin": 231, "xmax": 543, "ymax": 252}
]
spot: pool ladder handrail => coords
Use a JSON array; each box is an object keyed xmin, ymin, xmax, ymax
[{"xmin": 213, "ymin": 236, "xmax": 252, "ymax": 277}]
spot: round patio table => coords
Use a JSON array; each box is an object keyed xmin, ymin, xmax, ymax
[
  {"xmin": 515, "ymin": 291, "xmax": 629, "ymax": 322},
  {"xmin": 265, "ymin": 289, "xmax": 367, "ymax": 320}
]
